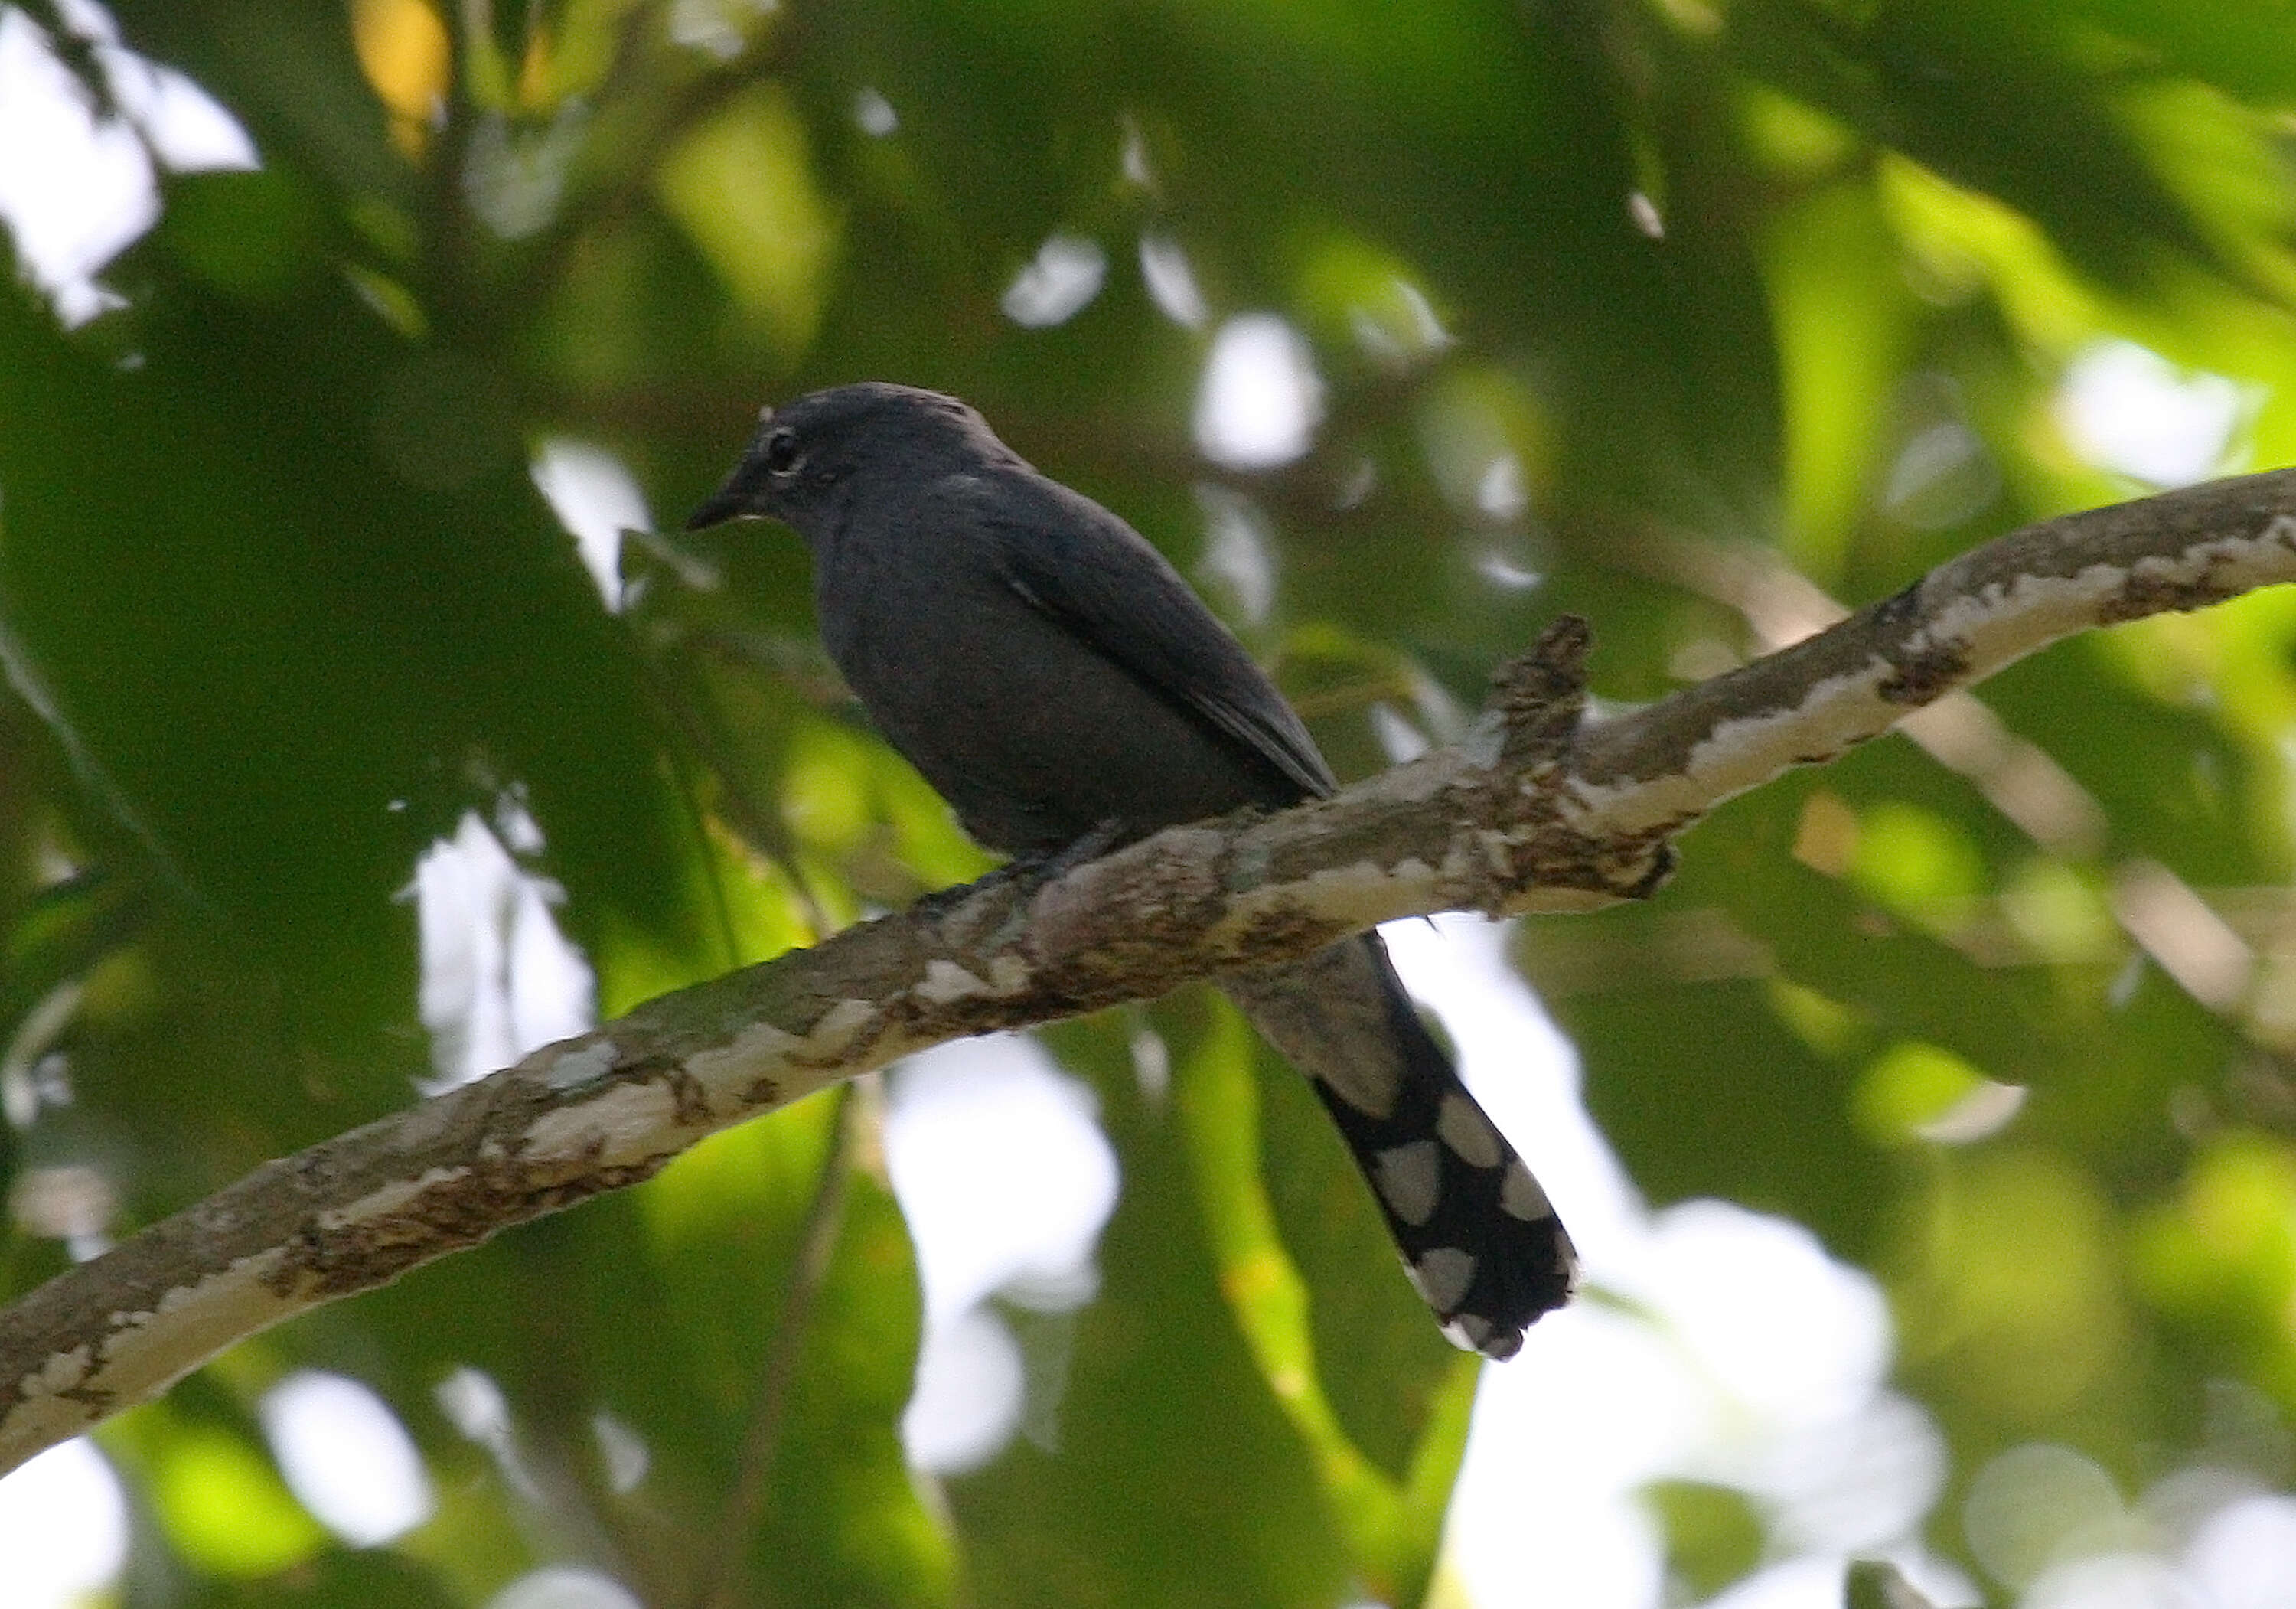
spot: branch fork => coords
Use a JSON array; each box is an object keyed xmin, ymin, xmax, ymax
[{"xmin": 8, "ymin": 468, "xmax": 2296, "ymax": 1474}]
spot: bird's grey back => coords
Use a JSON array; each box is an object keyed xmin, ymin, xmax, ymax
[{"xmin": 779, "ymin": 394, "xmax": 1326, "ymax": 853}]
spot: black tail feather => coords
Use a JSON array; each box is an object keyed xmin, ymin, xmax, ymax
[{"xmin": 1223, "ymin": 933, "xmax": 1579, "ymax": 1359}]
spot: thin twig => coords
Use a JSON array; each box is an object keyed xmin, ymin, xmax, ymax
[{"xmin": 687, "ymin": 1081, "xmax": 863, "ymax": 1609}]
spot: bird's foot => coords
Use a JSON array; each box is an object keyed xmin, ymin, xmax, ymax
[
  {"xmin": 908, "ymin": 818, "xmax": 1130, "ymax": 923},
  {"xmin": 1033, "ymin": 818, "xmax": 1130, "ymax": 881}
]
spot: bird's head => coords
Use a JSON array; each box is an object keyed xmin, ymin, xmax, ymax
[{"xmin": 684, "ymin": 382, "xmax": 1015, "ymax": 534}]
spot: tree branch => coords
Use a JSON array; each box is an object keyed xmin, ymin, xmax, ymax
[{"xmin": 5, "ymin": 468, "xmax": 2295, "ymax": 1475}]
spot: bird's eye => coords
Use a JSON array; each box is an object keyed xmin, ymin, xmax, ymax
[{"xmin": 762, "ymin": 429, "xmax": 801, "ymax": 475}]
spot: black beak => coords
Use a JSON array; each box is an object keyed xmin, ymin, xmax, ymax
[
  {"xmin": 683, "ymin": 475, "xmax": 755, "ymax": 531},
  {"xmin": 684, "ymin": 457, "xmax": 769, "ymax": 530},
  {"xmin": 685, "ymin": 413, "xmax": 778, "ymax": 530}
]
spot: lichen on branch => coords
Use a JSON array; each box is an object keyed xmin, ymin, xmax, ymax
[{"xmin": 5, "ymin": 466, "xmax": 2295, "ymax": 1475}]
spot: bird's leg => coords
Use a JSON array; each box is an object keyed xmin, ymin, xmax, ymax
[
  {"xmin": 909, "ymin": 818, "xmax": 1130, "ymax": 920},
  {"xmin": 1032, "ymin": 816, "xmax": 1131, "ymax": 880}
]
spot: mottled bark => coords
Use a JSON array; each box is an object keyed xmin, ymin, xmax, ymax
[{"xmin": 6, "ymin": 467, "xmax": 2294, "ymax": 1474}]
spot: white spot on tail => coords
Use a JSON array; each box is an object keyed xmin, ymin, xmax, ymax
[
  {"xmin": 1410, "ymin": 1246, "xmax": 1476, "ymax": 1312},
  {"xmin": 1311, "ymin": 1050, "xmax": 1401, "ymax": 1120},
  {"xmin": 1441, "ymin": 1314, "xmax": 1492, "ymax": 1353},
  {"xmin": 1437, "ymin": 1094, "xmax": 1502, "ymax": 1169},
  {"xmin": 1499, "ymin": 1159, "xmax": 1552, "ymax": 1221},
  {"xmin": 1373, "ymin": 1141, "xmax": 1441, "ymax": 1226}
]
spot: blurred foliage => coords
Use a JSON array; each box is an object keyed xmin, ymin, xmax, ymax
[{"xmin": 4, "ymin": 0, "xmax": 2296, "ymax": 1604}]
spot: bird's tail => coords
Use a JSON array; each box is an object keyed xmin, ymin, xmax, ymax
[{"xmin": 1221, "ymin": 932, "xmax": 1578, "ymax": 1359}]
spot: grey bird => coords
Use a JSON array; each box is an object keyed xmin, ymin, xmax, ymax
[{"xmin": 687, "ymin": 382, "xmax": 1577, "ymax": 1358}]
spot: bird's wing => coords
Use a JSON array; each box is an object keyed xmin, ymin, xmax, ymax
[{"xmin": 962, "ymin": 473, "xmax": 1338, "ymax": 801}]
